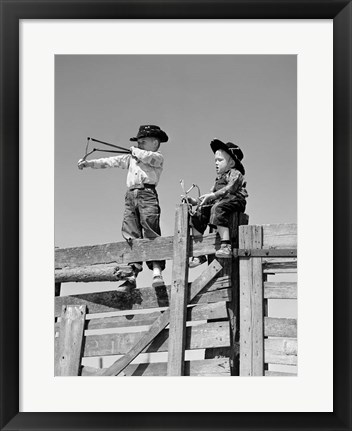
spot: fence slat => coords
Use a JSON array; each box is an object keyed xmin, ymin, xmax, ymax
[
  {"xmin": 265, "ymin": 338, "xmax": 297, "ymax": 365},
  {"xmin": 82, "ymin": 358, "xmax": 231, "ymax": 377},
  {"xmin": 167, "ymin": 204, "xmax": 190, "ymax": 376},
  {"xmin": 239, "ymin": 225, "xmax": 264, "ymax": 376},
  {"xmin": 83, "ymin": 321, "xmax": 230, "ymax": 358},
  {"xmin": 54, "ymin": 275, "xmax": 230, "ymax": 318},
  {"xmin": 55, "ymin": 232, "xmax": 223, "ymax": 269},
  {"xmin": 263, "ymin": 258, "xmax": 297, "ymax": 273},
  {"xmin": 265, "ymin": 370, "xmax": 297, "ymax": 377},
  {"xmin": 262, "ymin": 224, "xmax": 297, "ymax": 248},
  {"xmin": 264, "ymin": 282, "xmax": 297, "ymax": 299},
  {"xmin": 84, "ymin": 301, "xmax": 228, "ymax": 330},
  {"xmin": 264, "ymin": 317, "xmax": 297, "ymax": 337},
  {"xmin": 55, "ymin": 305, "xmax": 86, "ymax": 376}
]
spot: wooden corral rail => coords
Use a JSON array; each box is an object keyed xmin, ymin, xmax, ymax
[{"xmin": 54, "ymin": 205, "xmax": 297, "ymax": 377}]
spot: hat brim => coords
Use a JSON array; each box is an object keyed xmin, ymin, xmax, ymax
[
  {"xmin": 210, "ymin": 139, "xmax": 245, "ymax": 175},
  {"xmin": 130, "ymin": 131, "xmax": 168, "ymax": 143}
]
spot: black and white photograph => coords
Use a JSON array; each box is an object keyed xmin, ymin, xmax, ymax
[
  {"xmin": 54, "ymin": 54, "xmax": 297, "ymax": 377},
  {"xmin": 3, "ymin": 7, "xmax": 350, "ymax": 426}
]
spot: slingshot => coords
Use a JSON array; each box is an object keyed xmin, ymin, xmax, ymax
[
  {"xmin": 180, "ymin": 179, "xmax": 201, "ymax": 216},
  {"xmin": 80, "ymin": 137, "xmax": 131, "ymax": 162}
]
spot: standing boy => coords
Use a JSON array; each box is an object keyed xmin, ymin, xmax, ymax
[
  {"xmin": 78, "ymin": 125, "xmax": 168, "ymax": 287},
  {"xmin": 187, "ymin": 139, "xmax": 248, "ymax": 267}
]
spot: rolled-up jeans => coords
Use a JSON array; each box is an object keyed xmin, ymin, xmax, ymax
[
  {"xmin": 122, "ymin": 187, "xmax": 165, "ymax": 272},
  {"xmin": 191, "ymin": 197, "xmax": 246, "ymax": 234}
]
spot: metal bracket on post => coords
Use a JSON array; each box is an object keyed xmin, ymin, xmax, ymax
[{"xmin": 234, "ymin": 248, "xmax": 297, "ymax": 258}]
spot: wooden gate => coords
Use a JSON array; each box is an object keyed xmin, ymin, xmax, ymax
[{"xmin": 55, "ymin": 205, "xmax": 297, "ymax": 376}]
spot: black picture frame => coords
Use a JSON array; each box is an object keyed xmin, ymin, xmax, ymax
[{"xmin": 1, "ymin": 1, "xmax": 351, "ymax": 430}]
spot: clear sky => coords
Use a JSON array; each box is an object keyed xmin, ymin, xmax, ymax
[{"xmin": 55, "ymin": 54, "xmax": 296, "ymax": 291}]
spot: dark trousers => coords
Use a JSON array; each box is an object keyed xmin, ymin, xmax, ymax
[
  {"xmin": 191, "ymin": 197, "xmax": 246, "ymax": 235},
  {"xmin": 122, "ymin": 188, "xmax": 165, "ymax": 272}
]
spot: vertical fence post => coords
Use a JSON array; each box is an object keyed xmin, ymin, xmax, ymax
[
  {"xmin": 55, "ymin": 282, "xmax": 61, "ymax": 297},
  {"xmin": 167, "ymin": 204, "xmax": 190, "ymax": 376},
  {"xmin": 239, "ymin": 225, "xmax": 264, "ymax": 376},
  {"xmin": 226, "ymin": 213, "xmax": 249, "ymax": 375},
  {"xmin": 55, "ymin": 305, "xmax": 86, "ymax": 376}
]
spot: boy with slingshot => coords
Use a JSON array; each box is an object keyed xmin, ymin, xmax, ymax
[{"xmin": 78, "ymin": 125, "xmax": 168, "ymax": 287}]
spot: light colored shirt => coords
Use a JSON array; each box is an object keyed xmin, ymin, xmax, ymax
[{"xmin": 90, "ymin": 147, "xmax": 164, "ymax": 188}]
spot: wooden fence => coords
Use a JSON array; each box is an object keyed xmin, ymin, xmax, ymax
[
  {"xmin": 239, "ymin": 224, "xmax": 297, "ymax": 376},
  {"xmin": 54, "ymin": 204, "xmax": 297, "ymax": 376}
]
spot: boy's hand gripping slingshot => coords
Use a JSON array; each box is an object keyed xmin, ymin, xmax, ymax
[
  {"xmin": 180, "ymin": 179, "xmax": 201, "ymax": 215},
  {"xmin": 79, "ymin": 137, "xmax": 131, "ymax": 165}
]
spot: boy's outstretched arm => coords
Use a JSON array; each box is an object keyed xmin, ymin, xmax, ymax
[
  {"xmin": 77, "ymin": 154, "xmax": 130, "ymax": 170},
  {"xmin": 130, "ymin": 147, "xmax": 164, "ymax": 168}
]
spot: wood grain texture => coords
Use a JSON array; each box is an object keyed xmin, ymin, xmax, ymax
[
  {"xmin": 100, "ymin": 260, "xmax": 223, "ymax": 375},
  {"xmin": 263, "ymin": 258, "xmax": 297, "ymax": 273},
  {"xmin": 264, "ymin": 282, "xmax": 297, "ymax": 299},
  {"xmin": 86, "ymin": 301, "xmax": 228, "ymax": 331},
  {"xmin": 239, "ymin": 225, "xmax": 264, "ymax": 376},
  {"xmin": 265, "ymin": 370, "xmax": 297, "ymax": 377},
  {"xmin": 262, "ymin": 224, "xmax": 297, "ymax": 248},
  {"xmin": 83, "ymin": 321, "xmax": 230, "ymax": 358},
  {"xmin": 82, "ymin": 358, "xmax": 231, "ymax": 377},
  {"xmin": 55, "ymin": 264, "xmax": 132, "ymax": 283},
  {"xmin": 168, "ymin": 205, "xmax": 190, "ymax": 375},
  {"xmin": 265, "ymin": 338, "xmax": 297, "ymax": 365},
  {"xmin": 55, "ymin": 223, "xmax": 295, "ymax": 268},
  {"xmin": 55, "ymin": 305, "xmax": 86, "ymax": 376},
  {"xmin": 264, "ymin": 318, "xmax": 297, "ymax": 338},
  {"xmin": 54, "ymin": 274, "xmax": 229, "ymax": 318},
  {"xmin": 55, "ymin": 233, "xmax": 223, "ymax": 269}
]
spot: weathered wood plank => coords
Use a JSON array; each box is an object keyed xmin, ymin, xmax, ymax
[
  {"xmin": 55, "ymin": 224, "xmax": 296, "ymax": 268},
  {"xmin": 265, "ymin": 338, "xmax": 297, "ymax": 354},
  {"xmin": 192, "ymin": 287, "xmax": 231, "ymax": 304},
  {"xmin": 264, "ymin": 282, "xmax": 297, "ymax": 299},
  {"xmin": 264, "ymin": 318, "xmax": 297, "ymax": 338},
  {"xmin": 203, "ymin": 276, "xmax": 231, "ymax": 292},
  {"xmin": 83, "ymin": 321, "xmax": 230, "ymax": 357},
  {"xmin": 55, "ymin": 264, "xmax": 133, "ymax": 283},
  {"xmin": 263, "ymin": 258, "xmax": 297, "ymax": 273},
  {"xmin": 55, "ymin": 305, "xmax": 86, "ymax": 376},
  {"xmin": 54, "ymin": 281, "xmax": 230, "ymax": 318},
  {"xmin": 265, "ymin": 370, "xmax": 297, "ymax": 377},
  {"xmin": 265, "ymin": 352, "xmax": 298, "ymax": 366},
  {"xmin": 227, "ymin": 212, "xmax": 249, "ymax": 375},
  {"xmin": 55, "ymin": 237, "xmax": 175, "ymax": 269},
  {"xmin": 239, "ymin": 225, "xmax": 264, "ymax": 376},
  {"xmin": 86, "ymin": 302, "xmax": 228, "ymax": 330},
  {"xmin": 82, "ymin": 358, "xmax": 231, "ymax": 377},
  {"xmin": 101, "ymin": 260, "xmax": 223, "ymax": 375},
  {"xmin": 168, "ymin": 205, "xmax": 190, "ymax": 376},
  {"xmin": 55, "ymin": 233, "xmax": 223, "ymax": 269},
  {"xmin": 265, "ymin": 338, "xmax": 297, "ymax": 365},
  {"xmin": 262, "ymin": 224, "xmax": 297, "ymax": 248},
  {"xmin": 54, "ymin": 287, "xmax": 166, "ymax": 317}
]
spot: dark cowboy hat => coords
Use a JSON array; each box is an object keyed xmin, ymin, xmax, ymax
[
  {"xmin": 130, "ymin": 125, "xmax": 168, "ymax": 143},
  {"xmin": 210, "ymin": 139, "xmax": 245, "ymax": 175}
]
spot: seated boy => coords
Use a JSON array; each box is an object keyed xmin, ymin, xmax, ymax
[
  {"xmin": 187, "ymin": 139, "xmax": 248, "ymax": 267},
  {"xmin": 78, "ymin": 125, "xmax": 168, "ymax": 287}
]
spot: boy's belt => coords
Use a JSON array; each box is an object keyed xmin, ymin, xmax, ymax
[{"xmin": 129, "ymin": 184, "xmax": 156, "ymax": 191}]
